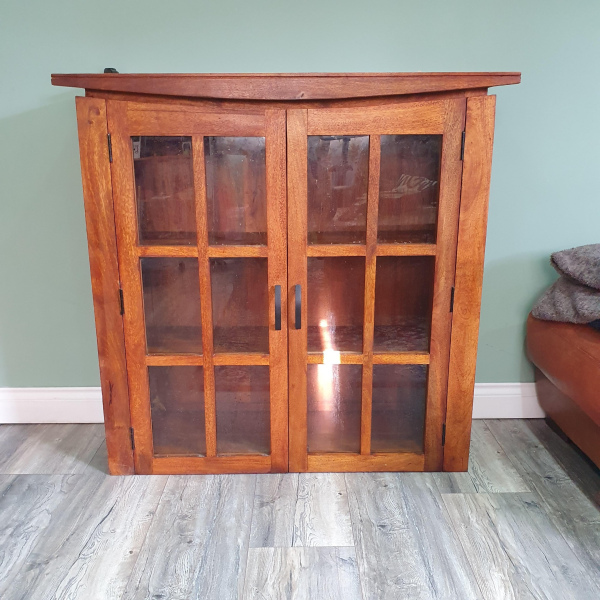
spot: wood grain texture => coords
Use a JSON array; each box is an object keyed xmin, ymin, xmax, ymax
[
  {"xmin": 443, "ymin": 492, "xmax": 600, "ymax": 600},
  {"xmin": 487, "ymin": 419, "xmax": 600, "ymax": 577},
  {"xmin": 308, "ymin": 100, "xmax": 448, "ymax": 135},
  {"xmin": 468, "ymin": 421, "xmax": 530, "ymax": 493},
  {"xmin": 376, "ymin": 243, "xmax": 437, "ymax": 256},
  {"xmin": 193, "ymin": 136, "xmax": 217, "ymax": 458},
  {"xmin": 124, "ymin": 474, "xmax": 256, "ymax": 600},
  {"xmin": 346, "ymin": 472, "xmax": 481, "ymax": 599},
  {"xmin": 106, "ymin": 100, "xmax": 154, "ymax": 473},
  {"xmin": 250, "ymin": 474, "xmax": 299, "ymax": 548},
  {"xmin": 444, "ymin": 95, "xmax": 497, "ymax": 471},
  {"xmin": 0, "ymin": 473, "xmax": 119, "ymax": 598},
  {"xmin": 265, "ymin": 109, "xmax": 289, "ymax": 473},
  {"xmin": 53, "ymin": 72, "xmax": 521, "ymax": 100},
  {"xmin": 287, "ymin": 109, "xmax": 309, "ymax": 473},
  {"xmin": 52, "ymin": 476, "xmax": 168, "ymax": 600},
  {"xmin": 360, "ymin": 135, "xmax": 380, "ymax": 456},
  {"xmin": 126, "ymin": 104, "xmax": 265, "ymax": 136},
  {"xmin": 292, "ymin": 473, "xmax": 354, "ymax": 547},
  {"xmin": 424, "ymin": 98, "xmax": 466, "ymax": 470},
  {"xmin": 75, "ymin": 96, "xmax": 134, "ymax": 475},
  {"xmin": 307, "ymin": 452, "xmax": 425, "ymax": 472},
  {"xmin": 0, "ymin": 424, "xmax": 105, "ymax": 475},
  {"xmin": 243, "ymin": 547, "xmax": 362, "ymax": 600}
]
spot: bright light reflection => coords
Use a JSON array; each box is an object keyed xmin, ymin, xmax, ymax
[{"xmin": 316, "ymin": 319, "xmax": 338, "ymax": 413}]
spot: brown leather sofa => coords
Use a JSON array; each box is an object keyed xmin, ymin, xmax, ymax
[{"xmin": 526, "ymin": 314, "xmax": 600, "ymax": 468}]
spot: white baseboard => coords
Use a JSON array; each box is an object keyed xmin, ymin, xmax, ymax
[
  {"xmin": 0, "ymin": 383, "xmax": 544, "ymax": 424},
  {"xmin": 471, "ymin": 383, "xmax": 544, "ymax": 419},
  {"xmin": 0, "ymin": 388, "xmax": 104, "ymax": 423}
]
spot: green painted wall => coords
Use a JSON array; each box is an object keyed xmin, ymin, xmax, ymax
[{"xmin": 1, "ymin": 0, "xmax": 599, "ymax": 387}]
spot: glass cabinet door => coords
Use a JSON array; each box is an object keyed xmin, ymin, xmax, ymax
[
  {"xmin": 108, "ymin": 101, "xmax": 288, "ymax": 474},
  {"xmin": 288, "ymin": 100, "xmax": 465, "ymax": 472}
]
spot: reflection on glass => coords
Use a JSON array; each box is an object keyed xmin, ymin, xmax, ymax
[
  {"xmin": 307, "ymin": 364, "xmax": 362, "ymax": 453},
  {"xmin": 378, "ymin": 135, "xmax": 442, "ymax": 244},
  {"xmin": 141, "ymin": 257, "xmax": 202, "ymax": 354},
  {"xmin": 307, "ymin": 257, "xmax": 365, "ymax": 354},
  {"xmin": 307, "ymin": 136, "xmax": 369, "ymax": 244},
  {"xmin": 374, "ymin": 257, "xmax": 434, "ymax": 352},
  {"xmin": 215, "ymin": 366, "xmax": 270, "ymax": 455},
  {"xmin": 149, "ymin": 366, "xmax": 205, "ymax": 456},
  {"xmin": 210, "ymin": 258, "xmax": 269, "ymax": 353},
  {"xmin": 371, "ymin": 365, "xmax": 427, "ymax": 453},
  {"xmin": 205, "ymin": 137, "xmax": 267, "ymax": 245},
  {"xmin": 133, "ymin": 136, "xmax": 196, "ymax": 246}
]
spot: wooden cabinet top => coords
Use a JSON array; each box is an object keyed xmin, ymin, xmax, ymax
[{"xmin": 52, "ymin": 72, "xmax": 520, "ymax": 101}]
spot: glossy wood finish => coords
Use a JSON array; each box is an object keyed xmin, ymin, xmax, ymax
[
  {"xmin": 75, "ymin": 97, "xmax": 134, "ymax": 475},
  {"xmin": 444, "ymin": 95, "xmax": 496, "ymax": 471},
  {"xmin": 68, "ymin": 74, "xmax": 517, "ymax": 475},
  {"xmin": 52, "ymin": 72, "xmax": 521, "ymax": 100},
  {"xmin": 288, "ymin": 99, "xmax": 464, "ymax": 473},
  {"xmin": 107, "ymin": 100, "xmax": 288, "ymax": 474}
]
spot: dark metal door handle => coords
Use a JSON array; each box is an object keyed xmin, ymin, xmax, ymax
[
  {"xmin": 295, "ymin": 285, "xmax": 301, "ymax": 330},
  {"xmin": 275, "ymin": 285, "xmax": 281, "ymax": 330}
]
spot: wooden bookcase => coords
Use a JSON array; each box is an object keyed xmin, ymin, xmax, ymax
[{"xmin": 53, "ymin": 72, "xmax": 520, "ymax": 475}]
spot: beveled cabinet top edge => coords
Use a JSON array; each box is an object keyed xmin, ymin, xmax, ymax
[{"xmin": 52, "ymin": 72, "xmax": 521, "ymax": 101}]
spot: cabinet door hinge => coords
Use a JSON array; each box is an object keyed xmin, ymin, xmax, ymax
[
  {"xmin": 130, "ymin": 427, "xmax": 135, "ymax": 451},
  {"xmin": 107, "ymin": 133, "xmax": 113, "ymax": 163},
  {"xmin": 450, "ymin": 286, "xmax": 455, "ymax": 313},
  {"xmin": 460, "ymin": 130, "xmax": 466, "ymax": 161},
  {"xmin": 119, "ymin": 287, "xmax": 125, "ymax": 315},
  {"xmin": 442, "ymin": 423, "xmax": 446, "ymax": 446}
]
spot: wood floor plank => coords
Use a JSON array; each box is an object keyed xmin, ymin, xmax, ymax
[
  {"xmin": 250, "ymin": 473, "xmax": 298, "ymax": 548},
  {"xmin": 51, "ymin": 475, "xmax": 168, "ymax": 600},
  {"xmin": 0, "ymin": 424, "xmax": 105, "ymax": 475},
  {"xmin": 433, "ymin": 472, "xmax": 477, "ymax": 494},
  {"xmin": 292, "ymin": 473, "xmax": 354, "ymax": 547},
  {"xmin": 346, "ymin": 472, "xmax": 481, "ymax": 600},
  {"xmin": 124, "ymin": 474, "xmax": 256, "ymax": 600},
  {"xmin": 0, "ymin": 473, "xmax": 108, "ymax": 598},
  {"xmin": 468, "ymin": 421, "xmax": 530, "ymax": 493},
  {"xmin": 243, "ymin": 547, "xmax": 362, "ymax": 600},
  {"xmin": 0, "ymin": 426, "xmax": 34, "ymax": 469},
  {"xmin": 444, "ymin": 492, "xmax": 600, "ymax": 600},
  {"xmin": 487, "ymin": 419, "xmax": 600, "ymax": 579}
]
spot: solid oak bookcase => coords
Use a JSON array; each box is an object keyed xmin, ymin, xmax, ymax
[{"xmin": 53, "ymin": 72, "xmax": 520, "ymax": 475}]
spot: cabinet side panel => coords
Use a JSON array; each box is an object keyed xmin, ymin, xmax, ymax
[
  {"xmin": 444, "ymin": 95, "xmax": 496, "ymax": 472},
  {"xmin": 75, "ymin": 96, "xmax": 134, "ymax": 474}
]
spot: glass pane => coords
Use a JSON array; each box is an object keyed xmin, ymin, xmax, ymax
[
  {"xmin": 307, "ymin": 257, "xmax": 365, "ymax": 354},
  {"xmin": 210, "ymin": 258, "xmax": 268, "ymax": 353},
  {"xmin": 374, "ymin": 257, "xmax": 434, "ymax": 352},
  {"xmin": 307, "ymin": 364, "xmax": 362, "ymax": 453},
  {"xmin": 215, "ymin": 366, "xmax": 270, "ymax": 455},
  {"xmin": 205, "ymin": 137, "xmax": 267, "ymax": 245},
  {"xmin": 149, "ymin": 366, "xmax": 205, "ymax": 456},
  {"xmin": 133, "ymin": 136, "xmax": 196, "ymax": 246},
  {"xmin": 141, "ymin": 258, "xmax": 202, "ymax": 354},
  {"xmin": 371, "ymin": 365, "xmax": 427, "ymax": 453},
  {"xmin": 307, "ymin": 135, "xmax": 369, "ymax": 244},
  {"xmin": 378, "ymin": 135, "xmax": 442, "ymax": 244}
]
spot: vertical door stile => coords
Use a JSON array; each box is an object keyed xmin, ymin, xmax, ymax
[
  {"xmin": 423, "ymin": 99, "xmax": 466, "ymax": 470},
  {"xmin": 106, "ymin": 100, "xmax": 154, "ymax": 473},
  {"xmin": 360, "ymin": 135, "xmax": 381, "ymax": 455},
  {"xmin": 266, "ymin": 110, "xmax": 289, "ymax": 472},
  {"xmin": 287, "ymin": 109, "xmax": 308, "ymax": 472},
  {"xmin": 193, "ymin": 136, "xmax": 217, "ymax": 458}
]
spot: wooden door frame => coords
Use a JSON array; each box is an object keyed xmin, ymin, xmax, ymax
[
  {"xmin": 287, "ymin": 99, "xmax": 466, "ymax": 473},
  {"xmin": 444, "ymin": 95, "xmax": 497, "ymax": 471},
  {"xmin": 105, "ymin": 99, "xmax": 288, "ymax": 474},
  {"xmin": 75, "ymin": 96, "xmax": 134, "ymax": 475}
]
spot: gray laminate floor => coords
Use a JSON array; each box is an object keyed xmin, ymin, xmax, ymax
[{"xmin": 0, "ymin": 420, "xmax": 599, "ymax": 599}]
